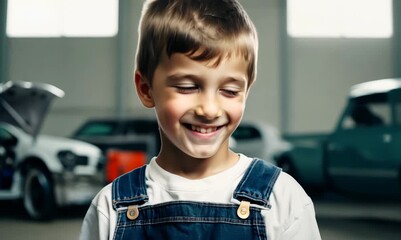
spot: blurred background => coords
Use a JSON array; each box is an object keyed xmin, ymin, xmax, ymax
[{"xmin": 1, "ymin": 0, "xmax": 401, "ymax": 239}]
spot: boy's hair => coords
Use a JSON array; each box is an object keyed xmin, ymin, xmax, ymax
[{"xmin": 136, "ymin": 0, "xmax": 258, "ymax": 85}]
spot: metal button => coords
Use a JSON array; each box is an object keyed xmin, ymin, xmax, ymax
[
  {"xmin": 126, "ymin": 205, "xmax": 139, "ymax": 220},
  {"xmin": 237, "ymin": 201, "xmax": 250, "ymax": 219}
]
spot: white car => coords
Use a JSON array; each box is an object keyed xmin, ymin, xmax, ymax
[
  {"xmin": 0, "ymin": 81, "xmax": 104, "ymax": 220},
  {"xmin": 232, "ymin": 120, "xmax": 291, "ymax": 164}
]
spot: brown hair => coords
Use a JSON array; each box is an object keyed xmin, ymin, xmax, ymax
[{"xmin": 135, "ymin": 0, "xmax": 258, "ymax": 85}]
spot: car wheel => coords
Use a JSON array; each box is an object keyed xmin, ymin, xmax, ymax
[{"xmin": 23, "ymin": 168, "xmax": 56, "ymax": 220}]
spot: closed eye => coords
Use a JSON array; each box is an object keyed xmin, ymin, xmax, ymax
[
  {"xmin": 175, "ymin": 86, "xmax": 199, "ymax": 94},
  {"xmin": 220, "ymin": 89, "xmax": 240, "ymax": 97}
]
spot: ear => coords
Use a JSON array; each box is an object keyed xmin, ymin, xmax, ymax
[{"xmin": 134, "ymin": 71, "xmax": 155, "ymax": 108}]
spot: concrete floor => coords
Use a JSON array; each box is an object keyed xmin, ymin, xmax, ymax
[
  {"xmin": 315, "ymin": 193, "xmax": 401, "ymax": 240},
  {"xmin": 1, "ymin": 193, "xmax": 401, "ymax": 240}
]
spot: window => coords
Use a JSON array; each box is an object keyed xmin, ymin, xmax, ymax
[
  {"xmin": 287, "ymin": 0, "xmax": 393, "ymax": 38},
  {"xmin": 6, "ymin": 0, "xmax": 119, "ymax": 37},
  {"xmin": 392, "ymin": 90, "xmax": 401, "ymax": 125},
  {"xmin": 125, "ymin": 120, "xmax": 159, "ymax": 135},
  {"xmin": 342, "ymin": 102, "xmax": 390, "ymax": 129},
  {"xmin": 74, "ymin": 122, "xmax": 119, "ymax": 137}
]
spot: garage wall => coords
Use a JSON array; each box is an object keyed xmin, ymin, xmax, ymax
[
  {"xmin": 5, "ymin": 0, "xmax": 396, "ymax": 137},
  {"xmin": 239, "ymin": 0, "xmax": 281, "ymax": 130},
  {"xmin": 287, "ymin": 38, "xmax": 394, "ymax": 134},
  {"xmin": 7, "ymin": 38, "xmax": 119, "ymax": 136}
]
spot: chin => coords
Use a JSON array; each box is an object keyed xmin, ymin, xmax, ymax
[
  {"xmin": 185, "ymin": 146, "xmax": 224, "ymax": 159},
  {"xmin": 184, "ymin": 150, "xmax": 213, "ymax": 159}
]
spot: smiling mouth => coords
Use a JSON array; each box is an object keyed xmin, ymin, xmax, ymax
[{"xmin": 184, "ymin": 124, "xmax": 221, "ymax": 134}]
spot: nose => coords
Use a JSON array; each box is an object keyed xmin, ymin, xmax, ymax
[{"xmin": 194, "ymin": 93, "xmax": 223, "ymax": 120}]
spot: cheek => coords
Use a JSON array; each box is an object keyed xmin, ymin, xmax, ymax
[
  {"xmin": 224, "ymin": 98, "xmax": 246, "ymax": 121},
  {"xmin": 155, "ymin": 98, "xmax": 187, "ymax": 128}
]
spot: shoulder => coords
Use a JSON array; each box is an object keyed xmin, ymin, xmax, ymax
[
  {"xmin": 239, "ymin": 158, "xmax": 321, "ymax": 238},
  {"xmin": 271, "ymin": 171, "xmax": 314, "ymax": 212},
  {"xmin": 80, "ymin": 183, "xmax": 114, "ymax": 240},
  {"xmin": 273, "ymin": 171, "xmax": 311, "ymax": 203},
  {"xmin": 269, "ymin": 172, "xmax": 321, "ymax": 239},
  {"xmin": 90, "ymin": 183, "xmax": 114, "ymax": 218},
  {"xmin": 269, "ymin": 171, "xmax": 317, "ymax": 229}
]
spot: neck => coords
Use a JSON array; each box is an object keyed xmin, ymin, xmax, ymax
[{"xmin": 156, "ymin": 136, "xmax": 239, "ymax": 179}]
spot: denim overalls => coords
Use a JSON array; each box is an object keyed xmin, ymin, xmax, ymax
[{"xmin": 111, "ymin": 159, "xmax": 281, "ymax": 240}]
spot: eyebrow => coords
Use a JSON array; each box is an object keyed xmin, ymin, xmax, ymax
[
  {"xmin": 165, "ymin": 73, "xmax": 247, "ymax": 86},
  {"xmin": 165, "ymin": 73, "xmax": 201, "ymax": 83}
]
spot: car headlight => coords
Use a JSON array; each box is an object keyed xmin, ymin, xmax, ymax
[{"xmin": 57, "ymin": 150, "xmax": 89, "ymax": 171}]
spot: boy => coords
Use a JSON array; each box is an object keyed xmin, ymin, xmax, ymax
[{"xmin": 80, "ymin": 0, "xmax": 321, "ymax": 239}]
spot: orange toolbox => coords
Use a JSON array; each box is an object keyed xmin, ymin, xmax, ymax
[{"xmin": 106, "ymin": 150, "xmax": 147, "ymax": 183}]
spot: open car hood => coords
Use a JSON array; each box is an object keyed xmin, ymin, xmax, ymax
[{"xmin": 0, "ymin": 81, "xmax": 65, "ymax": 138}]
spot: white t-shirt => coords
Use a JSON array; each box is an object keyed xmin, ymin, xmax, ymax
[{"xmin": 79, "ymin": 154, "xmax": 321, "ymax": 240}]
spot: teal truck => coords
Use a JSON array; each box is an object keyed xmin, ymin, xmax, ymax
[{"xmin": 276, "ymin": 78, "xmax": 401, "ymax": 197}]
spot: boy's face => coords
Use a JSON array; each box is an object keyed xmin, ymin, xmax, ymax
[{"xmin": 136, "ymin": 52, "xmax": 251, "ymax": 159}]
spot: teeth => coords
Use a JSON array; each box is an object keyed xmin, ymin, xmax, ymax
[{"xmin": 190, "ymin": 125, "xmax": 217, "ymax": 133}]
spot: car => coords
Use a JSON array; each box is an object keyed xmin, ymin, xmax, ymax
[
  {"xmin": 72, "ymin": 117, "xmax": 163, "ymax": 182},
  {"xmin": 72, "ymin": 117, "xmax": 161, "ymax": 159},
  {"xmin": 276, "ymin": 78, "xmax": 401, "ymax": 198},
  {"xmin": 0, "ymin": 81, "xmax": 104, "ymax": 220},
  {"xmin": 231, "ymin": 120, "xmax": 291, "ymax": 163}
]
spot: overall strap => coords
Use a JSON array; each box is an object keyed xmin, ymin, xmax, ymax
[
  {"xmin": 233, "ymin": 159, "xmax": 281, "ymax": 208},
  {"xmin": 112, "ymin": 165, "xmax": 149, "ymax": 210}
]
